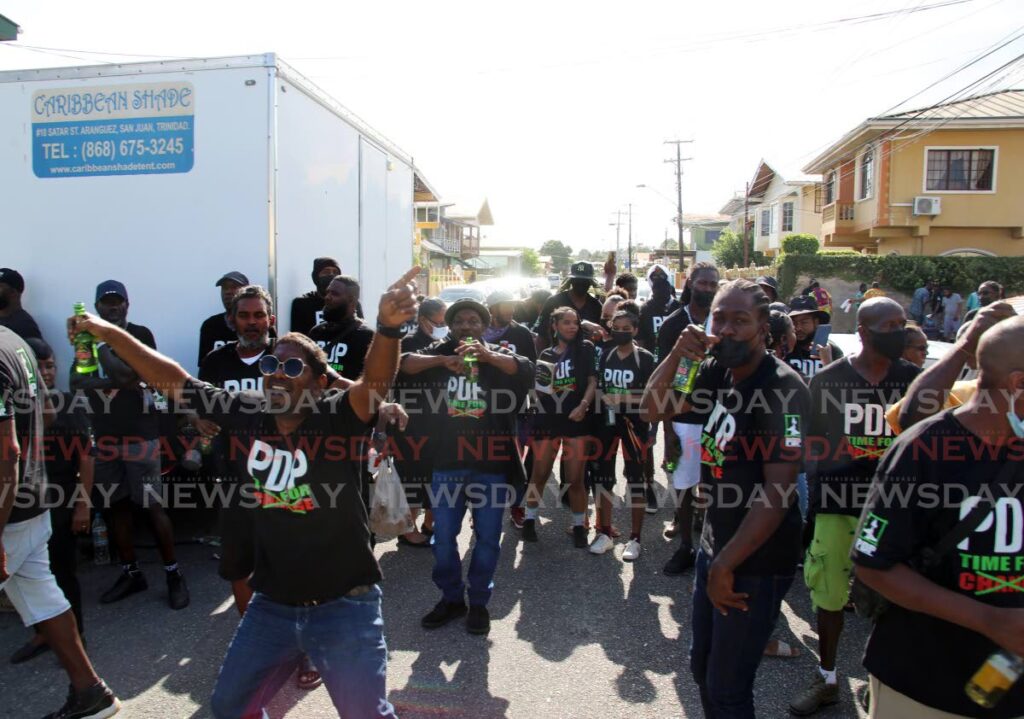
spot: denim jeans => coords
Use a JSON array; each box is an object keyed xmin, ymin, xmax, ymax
[
  {"xmin": 796, "ymin": 472, "xmax": 809, "ymax": 520},
  {"xmin": 210, "ymin": 587, "xmax": 396, "ymax": 719},
  {"xmin": 431, "ymin": 469, "xmax": 512, "ymax": 607},
  {"xmin": 690, "ymin": 550, "xmax": 794, "ymax": 719}
]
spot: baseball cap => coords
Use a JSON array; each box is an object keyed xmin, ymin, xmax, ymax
[
  {"xmin": 216, "ymin": 271, "xmax": 249, "ymax": 287},
  {"xmin": 569, "ymin": 262, "xmax": 596, "ymax": 283},
  {"xmin": 0, "ymin": 268, "xmax": 25, "ymax": 293},
  {"xmin": 787, "ymin": 295, "xmax": 829, "ymax": 323},
  {"xmin": 95, "ymin": 280, "xmax": 128, "ymax": 303},
  {"xmin": 756, "ymin": 276, "xmax": 779, "ymax": 298}
]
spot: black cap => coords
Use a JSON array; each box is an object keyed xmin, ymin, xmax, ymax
[
  {"xmin": 569, "ymin": 261, "xmax": 596, "ymax": 283},
  {"xmin": 486, "ymin": 290, "xmax": 516, "ymax": 307},
  {"xmin": 216, "ymin": 271, "xmax": 249, "ymax": 287},
  {"xmin": 0, "ymin": 268, "xmax": 25, "ymax": 293},
  {"xmin": 445, "ymin": 298, "xmax": 490, "ymax": 327},
  {"xmin": 787, "ymin": 295, "xmax": 829, "ymax": 323},
  {"xmin": 95, "ymin": 280, "xmax": 128, "ymax": 303},
  {"xmin": 756, "ymin": 276, "xmax": 779, "ymax": 299}
]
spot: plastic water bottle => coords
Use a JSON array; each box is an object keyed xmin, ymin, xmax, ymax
[
  {"xmin": 72, "ymin": 302, "xmax": 99, "ymax": 375},
  {"xmin": 92, "ymin": 514, "xmax": 110, "ymax": 565}
]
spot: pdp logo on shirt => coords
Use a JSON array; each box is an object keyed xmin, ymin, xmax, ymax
[
  {"xmin": 855, "ymin": 512, "xmax": 888, "ymax": 557},
  {"xmin": 783, "ymin": 414, "xmax": 802, "ymax": 448}
]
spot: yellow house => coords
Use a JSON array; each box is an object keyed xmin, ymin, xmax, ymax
[{"xmin": 803, "ymin": 89, "xmax": 1024, "ymax": 257}]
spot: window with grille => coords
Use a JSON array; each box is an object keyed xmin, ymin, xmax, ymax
[
  {"xmin": 782, "ymin": 202, "xmax": 794, "ymax": 232},
  {"xmin": 760, "ymin": 208, "xmax": 770, "ymax": 236},
  {"xmin": 926, "ymin": 149, "xmax": 994, "ymax": 191},
  {"xmin": 825, "ymin": 171, "xmax": 836, "ymax": 204},
  {"xmin": 859, "ymin": 150, "xmax": 874, "ymax": 200}
]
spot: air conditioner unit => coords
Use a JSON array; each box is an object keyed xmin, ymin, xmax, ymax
[{"xmin": 913, "ymin": 196, "xmax": 941, "ymax": 216}]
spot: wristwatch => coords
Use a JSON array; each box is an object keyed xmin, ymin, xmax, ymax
[{"xmin": 375, "ymin": 322, "xmax": 405, "ymax": 339}]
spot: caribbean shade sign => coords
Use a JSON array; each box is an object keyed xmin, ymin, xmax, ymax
[{"xmin": 31, "ymin": 82, "xmax": 195, "ymax": 178}]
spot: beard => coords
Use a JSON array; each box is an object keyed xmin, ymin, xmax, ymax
[{"xmin": 238, "ymin": 332, "xmax": 271, "ymax": 350}]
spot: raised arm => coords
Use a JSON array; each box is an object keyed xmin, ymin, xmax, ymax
[
  {"xmin": 640, "ymin": 323, "xmax": 714, "ymax": 423},
  {"xmin": 347, "ymin": 268, "xmax": 420, "ymax": 424},
  {"xmin": 66, "ymin": 314, "xmax": 191, "ymax": 403}
]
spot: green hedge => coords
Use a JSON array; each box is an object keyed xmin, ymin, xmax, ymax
[{"xmin": 776, "ymin": 254, "xmax": 1024, "ymax": 299}]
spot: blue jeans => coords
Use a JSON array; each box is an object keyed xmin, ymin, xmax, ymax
[
  {"xmin": 210, "ymin": 587, "xmax": 396, "ymax": 719},
  {"xmin": 431, "ymin": 469, "xmax": 512, "ymax": 607},
  {"xmin": 690, "ymin": 550, "xmax": 794, "ymax": 719},
  {"xmin": 796, "ymin": 472, "xmax": 809, "ymax": 520}
]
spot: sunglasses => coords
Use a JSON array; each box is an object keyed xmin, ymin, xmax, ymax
[{"xmin": 258, "ymin": 355, "xmax": 306, "ymax": 378}]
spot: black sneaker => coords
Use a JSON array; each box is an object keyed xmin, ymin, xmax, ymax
[
  {"xmin": 645, "ymin": 484, "xmax": 659, "ymax": 515},
  {"xmin": 42, "ymin": 680, "xmax": 121, "ymax": 719},
  {"xmin": 99, "ymin": 572, "xmax": 147, "ymax": 604},
  {"xmin": 521, "ymin": 518, "xmax": 538, "ymax": 542},
  {"xmin": 466, "ymin": 605, "xmax": 490, "ymax": 635},
  {"xmin": 663, "ymin": 546, "xmax": 695, "ymax": 576},
  {"xmin": 167, "ymin": 572, "xmax": 190, "ymax": 610},
  {"xmin": 421, "ymin": 600, "xmax": 468, "ymax": 629},
  {"xmin": 572, "ymin": 525, "xmax": 589, "ymax": 549}
]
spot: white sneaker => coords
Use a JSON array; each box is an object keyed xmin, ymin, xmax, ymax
[
  {"xmin": 588, "ymin": 533, "xmax": 614, "ymax": 555},
  {"xmin": 622, "ymin": 539, "xmax": 642, "ymax": 561}
]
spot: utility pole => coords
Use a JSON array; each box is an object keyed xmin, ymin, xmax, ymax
[
  {"xmin": 609, "ymin": 209, "xmax": 625, "ymax": 272},
  {"xmin": 627, "ymin": 203, "xmax": 633, "ymax": 271},
  {"xmin": 664, "ymin": 139, "xmax": 693, "ymax": 275},
  {"xmin": 743, "ymin": 181, "xmax": 750, "ymax": 268}
]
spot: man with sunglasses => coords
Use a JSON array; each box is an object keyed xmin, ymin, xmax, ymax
[
  {"xmin": 309, "ymin": 275, "xmax": 375, "ymax": 381},
  {"xmin": 67, "ymin": 268, "xmax": 420, "ymax": 719}
]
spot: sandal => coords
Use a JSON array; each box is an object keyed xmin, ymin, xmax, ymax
[
  {"xmin": 398, "ymin": 533, "xmax": 431, "ymax": 548},
  {"xmin": 10, "ymin": 639, "xmax": 50, "ymax": 665},
  {"xmin": 664, "ymin": 523, "xmax": 680, "ymax": 539},
  {"xmin": 763, "ymin": 639, "xmax": 801, "ymax": 658},
  {"xmin": 297, "ymin": 655, "xmax": 322, "ymax": 690}
]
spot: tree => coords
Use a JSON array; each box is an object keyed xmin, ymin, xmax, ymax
[
  {"xmin": 661, "ymin": 239, "xmax": 679, "ymax": 251},
  {"xmin": 521, "ymin": 248, "xmax": 541, "ymax": 276},
  {"xmin": 576, "ymin": 249, "xmax": 594, "ymax": 262},
  {"xmin": 712, "ymin": 229, "xmax": 767, "ymax": 269},
  {"xmin": 540, "ymin": 240, "xmax": 573, "ymax": 273}
]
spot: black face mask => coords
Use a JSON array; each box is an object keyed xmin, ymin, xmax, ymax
[
  {"xmin": 651, "ymin": 277, "xmax": 672, "ymax": 297},
  {"xmin": 869, "ymin": 329, "xmax": 907, "ymax": 361},
  {"xmin": 711, "ymin": 337, "xmax": 754, "ymax": 368},
  {"xmin": 0, "ymin": 295, "xmax": 8, "ymax": 311},
  {"xmin": 611, "ymin": 331, "xmax": 634, "ymax": 346},
  {"xmin": 570, "ymin": 280, "xmax": 591, "ymax": 295},
  {"xmin": 691, "ymin": 289, "xmax": 715, "ymax": 310},
  {"xmin": 980, "ymin": 296, "xmax": 994, "ymax": 307},
  {"xmin": 315, "ymin": 275, "xmax": 336, "ymax": 294},
  {"xmin": 322, "ymin": 303, "xmax": 349, "ymax": 323}
]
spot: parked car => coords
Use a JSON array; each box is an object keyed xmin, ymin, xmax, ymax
[
  {"xmin": 438, "ymin": 284, "xmax": 487, "ymax": 305},
  {"xmin": 547, "ymin": 273, "xmax": 562, "ymax": 289},
  {"xmin": 829, "ymin": 333, "xmax": 970, "ymax": 376}
]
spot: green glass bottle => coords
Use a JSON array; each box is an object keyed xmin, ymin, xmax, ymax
[
  {"xmin": 462, "ymin": 338, "xmax": 479, "ymax": 383},
  {"xmin": 671, "ymin": 314, "xmax": 712, "ymax": 398},
  {"xmin": 72, "ymin": 302, "xmax": 99, "ymax": 375}
]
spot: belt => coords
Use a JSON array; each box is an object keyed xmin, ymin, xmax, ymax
[{"xmin": 277, "ymin": 585, "xmax": 374, "ymax": 607}]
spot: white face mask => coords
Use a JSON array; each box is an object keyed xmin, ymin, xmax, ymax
[{"xmin": 431, "ymin": 324, "xmax": 449, "ymax": 341}]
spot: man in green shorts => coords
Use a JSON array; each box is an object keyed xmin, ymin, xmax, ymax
[{"xmin": 790, "ymin": 298, "xmax": 921, "ymax": 715}]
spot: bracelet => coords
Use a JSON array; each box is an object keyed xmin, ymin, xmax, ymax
[{"xmin": 375, "ymin": 323, "xmax": 405, "ymax": 339}]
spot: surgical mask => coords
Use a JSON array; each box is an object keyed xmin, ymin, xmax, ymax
[
  {"xmin": 1008, "ymin": 401, "xmax": 1024, "ymax": 438},
  {"xmin": 611, "ymin": 331, "xmax": 633, "ymax": 346},
  {"xmin": 711, "ymin": 337, "xmax": 753, "ymax": 368},
  {"xmin": 869, "ymin": 329, "xmax": 907, "ymax": 361},
  {"xmin": 691, "ymin": 289, "xmax": 715, "ymax": 310},
  {"xmin": 431, "ymin": 324, "xmax": 449, "ymax": 341}
]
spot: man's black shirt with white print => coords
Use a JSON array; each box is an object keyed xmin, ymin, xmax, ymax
[
  {"xmin": 187, "ymin": 379, "xmax": 379, "ymax": 604},
  {"xmin": 852, "ymin": 411, "xmax": 1024, "ymax": 718},
  {"xmin": 483, "ymin": 322, "xmax": 537, "ymax": 363},
  {"xmin": 656, "ymin": 304, "xmax": 703, "ymax": 425},
  {"xmin": 308, "ymin": 319, "xmax": 375, "ymax": 381},
  {"xmin": 199, "ymin": 341, "xmax": 267, "ymax": 393},
  {"xmin": 808, "ymin": 357, "xmax": 920, "ymax": 516},
  {"xmin": 784, "ymin": 339, "xmax": 845, "ymax": 383},
  {"xmin": 688, "ymin": 353, "xmax": 810, "ymax": 576},
  {"xmin": 639, "ymin": 296, "xmax": 680, "ymax": 361}
]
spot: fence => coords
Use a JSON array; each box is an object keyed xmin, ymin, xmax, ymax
[{"xmin": 721, "ymin": 265, "xmax": 774, "ymax": 281}]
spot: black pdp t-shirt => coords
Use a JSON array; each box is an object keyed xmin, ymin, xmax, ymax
[
  {"xmin": 308, "ymin": 319, "xmax": 375, "ymax": 381},
  {"xmin": 483, "ymin": 322, "xmax": 537, "ymax": 363},
  {"xmin": 536, "ymin": 340, "xmax": 596, "ymax": 417},
  {"xmin": 809, "ymin": 357, "xmax": 920, "ymax": 516},
  {"xmin": 186, "ymin": 379, "xmax": 380, "ymax": 604},
  {"xmin": 657, "ymin": 304, "xmax": 704, "ymax": 426},
  {"xmin": 689, "ymin": 353, "xmax": 810, "ymax": 576},
  {"xmin": 197, "ymin": 313, "xmax": 236, "ymax": 367},
  {"xmin": 599, "ymin": 345, "xmax": 655, "ymax": 399},
  {"xmin": 199, "ymin": 341, "xmax": 267, "ymax": 393},
  {"xmin": 852, "ymin": 412, "xmax": 1024, "ymax": 718},
  {"xmin": 0, "ymin": 309, "xmax": 43, "ymax": 342},
  {"xmin": 639, "ymin": 296, "xmax": 680, "ymax": 360},
  {"xmin": 785, "ymin": 340, "xmax": 845, "ymax": 383}
]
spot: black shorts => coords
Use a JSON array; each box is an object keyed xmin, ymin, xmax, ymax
[
  {"xmin": 590, "ymin": 417, "xmax": 650, "ymax": 491},
  {"xmin": 532, "ymin": 411, "xmax": 595, "ymax": 439}
]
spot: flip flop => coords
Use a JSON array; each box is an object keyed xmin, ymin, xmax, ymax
[
  {"xmin": 763, "ymin": 640, "xmax": 801, "ymax": 658},
  {"xmin": 10, "ymin": 640, "xmax": 50, "ymax": 664}
]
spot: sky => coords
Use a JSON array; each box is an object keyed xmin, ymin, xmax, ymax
[{"xmin": 1, "ymin": 0, "xmax": 1022, "ymax": 252}]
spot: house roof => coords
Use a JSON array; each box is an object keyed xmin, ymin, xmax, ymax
[
  {"xmin": 446, "ymin": 197, "xmax": 494, "ymax": 225},
  {"xmin": 803, "ymin": 89, "xmax": 1024, "ymax": 173}
]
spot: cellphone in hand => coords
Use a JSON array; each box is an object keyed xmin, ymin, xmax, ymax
[{"xmin": 811, "ymin": 324, "xmax": 831, "ymax": 355}]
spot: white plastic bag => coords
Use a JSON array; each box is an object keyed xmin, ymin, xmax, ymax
[{"xmin": 369, "ymin": 456, "xmax": 414, "ymax": 540}]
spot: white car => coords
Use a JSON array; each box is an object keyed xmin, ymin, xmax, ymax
[{"xmin": 829, "ymin": 333, "xmax": 968, "ymax": 374}]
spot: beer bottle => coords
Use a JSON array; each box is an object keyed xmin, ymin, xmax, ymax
[
  {"xmin": 462, "ymin": 338, "xmax": 479, "ymax": 383},
  {"xmin": 72, "ymin": 302, "xmax": 99, "ymax": 375},
  {"xmin": 966, "ymin": 650, "xmax": 1023, "ymax": 708}
]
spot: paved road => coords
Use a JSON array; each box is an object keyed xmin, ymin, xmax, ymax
[{"xmin": 1, "ymin": 480, "xmax": 871, "ymax": 718}]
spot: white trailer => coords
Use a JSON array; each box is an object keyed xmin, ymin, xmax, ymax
[{"xmin": 0, "ymin": 53, "xmax": 429, "ymax": 380}]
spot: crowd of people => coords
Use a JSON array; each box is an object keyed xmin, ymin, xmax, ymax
[{"xmin": 0, "ymin": 258, "xmax": 1021, "ymax": 719}]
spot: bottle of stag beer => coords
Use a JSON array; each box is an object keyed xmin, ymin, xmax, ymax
[{"xmin": 72, "ymin": 302, "xmax": 99, "ymax": 375}]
